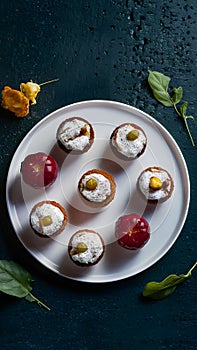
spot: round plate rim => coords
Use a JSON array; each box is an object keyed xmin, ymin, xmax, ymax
[{"xmin": 6, "ymin": 99, "xmax": 190, "ymax": 283}]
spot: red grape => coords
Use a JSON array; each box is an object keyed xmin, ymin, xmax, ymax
[
  {"xmin": 115, "ymin": 213, "xmax": 150, "ymax": 249},
  {"xmin": 21, "ymin": 152, "xmax": 58, "ymax": 189}
]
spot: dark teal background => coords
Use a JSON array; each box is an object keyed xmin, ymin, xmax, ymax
[{"xmin": 0, "ymin": 1, "xmax": 196, "ymax": 349}]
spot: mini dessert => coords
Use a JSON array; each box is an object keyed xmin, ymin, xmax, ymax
[
  {"xmin": 68, "ymin": 229, "xmax": 105, "ymax": 266},
  {"xmin": 56, "ymin": 117, "xmax": 94, "ymax": 153},
  {"xmin": 138, "ymin": 166, "xmax": 174, "ymax": 202},
  {"xmin": 78, "ymin": 169, "xmax": 116, "ymax": 207},
  {"xmin": 115, "ymin": 213, "xmax": 150, "ymax": 250},
  {"xmin": 110, "ymin": 123, "xmax": 147, "ymax": 159},
  {"xmin": 30, "ymin": 200, "xmax": 68, "ymax": 237},
  {"xmin": 21, "ymin": 152, "xmax": 58, "ymax": 189}
]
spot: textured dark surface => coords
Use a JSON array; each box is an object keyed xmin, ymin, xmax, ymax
[{"xmin": 0, "ymin": 1, "xmax": 196, "ymax": 349}]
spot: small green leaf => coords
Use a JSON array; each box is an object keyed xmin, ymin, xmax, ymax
[
  {"xmin": 143, "ymin": 283, "xmax": 177, "ymax": 300},
  {"xmin": 179, "ymin": 101, "xmax": 195, "ymax": 146},
  {"xmin": 171, "ymin": 86, "xmax": 183, "ymax": 105},
  {"xmin": 0, "ymin": 260, "xmax": 32, "ymax": 298},
  {"xmin": 142, "ymin": 262, "xmax": 197, "ymax": 300},
  {"xmin": 0, "ymin": 260, "xmax": 50, "ymax": 310},
  {"xmin": 180, "ymin": 101, "xmax": 194, "ymax": 121},
  {"xmin": 148, "ymin": 70, "xmax": 173, "ymax": 107},
  {"xmin": 180, "ymin": 101, "xmax": 188, "ymax": 116},
  {"xmin": 147, "ymin": 70, "xmax": 195, "ymax": 147}
]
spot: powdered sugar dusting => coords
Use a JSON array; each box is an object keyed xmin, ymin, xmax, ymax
[
  {"xmin": 58, "ymin": 118, "xmax": 91, "ymax": 151},
  {"xmin": 70, "ymin": 230, "xmax": 104, "ymax": 265},
  {"xmin": 138, "ymin": 168, "xmax": 174, "ymax": 201},
  {"xmin": 112, "ymin": 124, "xmax": 146, "ymax": 158},
  {"xmin": 80, "ymin": 173, "xmax": 111, "ymax": 202},
  {"xmin": 30, "ymin": 203, "xmax": 65, "ymax": 236}
]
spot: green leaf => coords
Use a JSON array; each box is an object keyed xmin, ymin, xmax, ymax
[
  {"xmin": 180, "ymin": 101, "xmax": 188, "ymax": 117},
  {"xmin": 148, "ymin": 70, "xmax": 173, "ymax": 107},
  {"xmin": 179, "ymin": 101, "xmax": 194, "ymax": 121},
  {"xmin": 147, "ymin": 70, "xmax": 195, "ymax": 146},
  {"xmin": 171, "ymin": 86, "xmax": 183, "ymax": 105},
  {"xmin": 0, "ymin": 260, "xmax": 32, "ymax": 298},
  {"xmin": 143, "ymin": 274, "xmax": 188, "ymax": 299},
  {"xmin": 142, "ymin": 262, "xmax": 197, "ymax": 300},
  {"xmin": 179, "ymin": 102, "xmax": 195, "ymax": 146},
  {"xmin": 0, "ymin": 260, "xmax": 50, "ymax": 310},
  {"xmin": 143, "ymin": 283, "xmax": 177, "ymax": 300}
]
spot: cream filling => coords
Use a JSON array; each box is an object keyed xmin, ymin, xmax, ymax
[
  {"xmin": 138, "ymin": 169, "xmax": 173, "ymax": 200},
  {"xmin": 112, "ymin": 125, "xmax": 146, "ymax": 158},
  {"xmin": 80, "ymin": 173, "xmax": 111, "ymax": 202},
  {"xmin": 30, "ymin": 203, "xmax": 65, "ymax": 236},
  {"xmin": 58, "ymin": 119, "xmax": 91, "ymax": 151},
  {"xmin": 70, "ymin": 231, "xmax": 103, "ymax": 264}
]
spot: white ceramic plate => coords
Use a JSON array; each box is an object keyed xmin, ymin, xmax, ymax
[{"xmin": 6, "ymin": 100, "xmax": 190, "ymax": 283}]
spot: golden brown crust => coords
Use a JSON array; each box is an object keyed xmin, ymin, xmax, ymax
[
  {"xmin": 56, "ymin": 116, "xmax": 94, "ymax": 153},
  {"xmin": 30, "ymin": 200, "xmax": 68, "ymax": 237},
  {"xmin": 68, "ymin": 229, "xmax": 105, "ymax": 267},
  {"xmin": 110, "ymin": 123, "xmax": 147, "ymax": 159},
  {"xmin": 78, "ymin": 169, "xmax": 116, "ymax": 207}
]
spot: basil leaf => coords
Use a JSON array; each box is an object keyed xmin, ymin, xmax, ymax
[
  {"xmin": 148, "ymin": 70, "xmax": 173, "ymax": 107},
  {"xmin": 143, "ymin": 283, "xmax": 177, "ymax": 300},
  {"xmin": 179, "ymin": 101, "xmax": 195, "ymax": 146},
  {"xmin": 179, "ymin": 101, "xmax": 194, "ymax": 120},
  {"xmin": 142, "ymin": 262, "xmax": 197, "ymax": 300},
  {"xmin": 171, "ymin": 86, "xmax": 183, "ymax": 105},
  {"xmin": 0, "ymin": 260, "xmax": 50, "ymax": 310},
  {"xmin": 143, "ymin": 274, "xmax": 188, "ymax": 300},
  {"xmin": 0, "ymin": 260, "xmax": 32, "ymax": 298},
  {"xmin": 147, "ymin": 70, "xmax": 195, "ymax": 146},
  {"xmin": 180, "ymin": 101, "xmax": 188, "ymax": 116}
]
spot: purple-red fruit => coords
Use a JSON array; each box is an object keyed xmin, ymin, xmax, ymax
[
  {"xmin": 21, "ymin": 152, "xmax": 58, "ymax": 189},
  {"xmin": 115, "ymin": 213, "xmax": 150, "ymax": 249}
]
